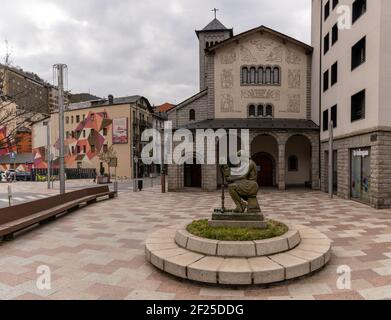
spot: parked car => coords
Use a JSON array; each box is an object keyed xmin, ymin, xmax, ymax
[
  {"xmin": 0, "ymin": 171, "xmax": 6, "ymax": 182},
  {"xmin": 16, "ymin": 170, "xmax": 32, "ymax": 181}
]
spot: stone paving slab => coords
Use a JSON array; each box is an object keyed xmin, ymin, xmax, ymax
[{"xmin": 1, "ymin": 186, "xmax": 391, "ymax": 300}]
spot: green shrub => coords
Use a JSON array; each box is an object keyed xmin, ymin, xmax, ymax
[{"xmin": 187, "ymin": 219, "xmax": 288, "ymax": 241}]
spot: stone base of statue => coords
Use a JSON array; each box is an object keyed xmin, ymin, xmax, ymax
[{"xmin": 209, "ymin": 210, "xmax": 267, "ymax": 229}]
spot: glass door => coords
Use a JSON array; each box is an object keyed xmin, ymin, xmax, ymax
[{"xmin": 350, "ymin": 148, "xmax": 371, "ymax": 204}]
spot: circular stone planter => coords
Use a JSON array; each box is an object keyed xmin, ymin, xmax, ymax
[
  {"xmin": 174, "ymin": 226, "xmax": 301, "ymax": 257},
  {"xmin": 145, "ymin": 224, "xmax": 332, "ymax": 286}
]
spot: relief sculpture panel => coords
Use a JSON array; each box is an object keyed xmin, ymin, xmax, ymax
[
  {"xmin": 287, "ymin": 94, "xmax": 301, "ymax": 113},
  {"xmin": 288, "ymin": 70, "xmax": 301, "ymax": 89},
  {"xmin": 286, "ymin": 48, "xmax": 302, "ymax": 65},
  {"xmin": 240, "ymin": 45, "xmax": 257, "ymax": 63},
  {"xmin": 221, "ymin": 69, "xmax": 234, "ymax": 89},
  {"xmin": 220, "ymin": 50, "xmax": 237, "ymax": 65},
  {"xmin": 250, "ymin": 39, "xmax": 273, "ymax": 52},
  {"xmin": 266, "ymin": 45, "xmax": 283, "ymax": 63},
  {"xmin": 221, "ymin": 94, "xmax": 235, "ymax": 113},
  {"xmin": 241, "ymin": 89, "xmax": 281, "ymax": 101}
]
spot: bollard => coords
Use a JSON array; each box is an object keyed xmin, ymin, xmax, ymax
[
  {"xmin": 114, "ymin": 181, "xmax": 119, "ymax": 197},
  {"xmin": 8, "ymin": 185, "xmax": 12, "ymax": 207}
]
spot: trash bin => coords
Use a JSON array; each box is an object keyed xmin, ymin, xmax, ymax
[{"xmin": 138, "ymin": 179, "xmax": 143, "ymax": 191}]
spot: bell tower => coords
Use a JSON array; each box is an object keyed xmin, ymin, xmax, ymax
[{"xmin": 196, "ymin": 11, "xmax": 233, "ymax": 91}]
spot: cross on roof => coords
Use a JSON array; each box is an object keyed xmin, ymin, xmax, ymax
[{"xmin": 212, "ymin": 8, "xmax": 219, "ymax": 19}]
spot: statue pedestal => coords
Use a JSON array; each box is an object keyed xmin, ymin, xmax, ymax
[{"xmin": 209, "ymin": 211, "xmax": 267, "ymax": 229}]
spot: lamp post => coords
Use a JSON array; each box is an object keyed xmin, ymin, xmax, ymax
[
  {"xmin": 54, "ymin": 64, "xmax": 67, "ymax": 194},
  {"xmin": 43, "ymin": 120, "xmax": 51, "ymax": 189}
]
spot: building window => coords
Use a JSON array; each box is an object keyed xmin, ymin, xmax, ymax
[
  {"xmin": 351, "ymin": 89, "xmax": 366, "ymax": 122},
  {"xmin": 242, "ymin": 67, "xmax": 249, "ymax": 84},
  {"xmin": 71, "ymin": 116, "xmax": 74, "ymax": 124},
  {"xmin": 76, "ymin": 130, "xmax": 81, "ymax": 138},
  {"xmin": 265, "ymin": 67, "xmax": 272, "ymax": 84},
  {"xmin": 273, "ymin": 67, "xmax": 280, "ymax": 85},
  {"xmin": 258, "ymin": 67, "xmax": 264, "ymax": 84},
  {"xmin": 332, "ymin": 0, "xmax": 339, "ymax": 9},
  {"xmin": 331, "ymin": 61, "xmax": 338, "ymax": 86},
  {"xmin": 66, "ymin": 116, "xmax": 69, "ymax": 124},
  {"xmin": 323, "ymin": 109, "xmax": 329, "ymax": 132},
  {"xmin": 77, "ymin": 145, "xmax": 81, "ymax": 154},
  {"xmin": 71, "ymin": 146, "xmax": 75, "ymax": 154},
  {"xmin": 66, "ymin": 131, "xmax": 69, "ymax": 139},
  {"xmin": 91, "ymin": 145, "xmax": 96, "ymax": 153},
  {"xmin": 332, "ymin": 23, "xmax": 339, "ymax": 45},
  {"xmin": 324, "ymin": 1, "xmax": 330, "ymax": 21},
  {"xmin": 103, "ymin": 128, "xmax": 108, "ymax": 136},
  {"xmin": 331, "ymin": 105, "xmax": 338, "ymax": 128},
  {"xmin": 76, "ymin": 115, "xmax": 80, "ymax": 123},
  {"xmin": 91, "ymin": 113, "xmax": 95, "ymax": 121},
  {"xmin": 248, "ymin": 105, "xmax": 256, "ymax": 117},
  {"xmin": 83, "ymin": 146, "xmax": 87, "ymax": 154},
  {"xmin": 352, "ymin": 36, "xmax": 366, "ymax": 70},
  {"xmin": 288, "ymin": 156, "xmax": 299, "ymax": 172},
  {"xmin": 265, "ymin": 104, "xmax": 273, "ymax": 118},
  {"xmin": 83, "ymin": 130, "xmax": 86, "ymax": 138},
  {"xmin": 103, "ymin": 144, "xmax": 108, "ymax": 153},
  {"xmin": 103, "ymin": 112, "xmax": 108, "ymax": 119},
  {"xmin": 324, "ymin": 33, "xmax": 330, "ymax": 55},
  {"xmin": 189, "ymin": 109, "xmax": 196, "ymax": 121},
  {"xmin": 71, "ymin": 131, "xmax": 75, "ymax": 139},
  {"xmin": 257, "ymin": 105, "xmax": 264, "ymax": 117},
  {"xmin": 352, "ymin": 0, "xmax": 367, "ymax": 24},
  {"xmin": 82, "ymin": 114, "xmax": 86, "ymax": 121},
  {"xmin": 250, "ymin": 67, "xmax": 257, "ymax": 84},
  {"xmin": 323, "ymin": 70, "xmax": 329, "ymax": 92}
]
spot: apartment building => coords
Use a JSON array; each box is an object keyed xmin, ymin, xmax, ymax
[{"xmin": 312, "ymin": 0, "xmax": 391, "ymax": 208}]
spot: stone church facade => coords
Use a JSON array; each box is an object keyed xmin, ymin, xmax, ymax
[{"xmin": 168, "ymin": 18, "xmax": 320, "ymax": 192}]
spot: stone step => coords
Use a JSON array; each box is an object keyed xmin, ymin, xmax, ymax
[{"xmin": 145, "ymin": 225, "xmax": 332, "ymax": 286}]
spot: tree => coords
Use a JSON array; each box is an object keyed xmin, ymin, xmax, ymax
[{"xmin": 98, "ymin": 145, "xmax": 117, "ymax": 178}]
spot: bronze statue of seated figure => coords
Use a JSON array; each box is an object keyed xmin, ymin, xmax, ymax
[{"xmin": 221, "ymin": 151, "xmax": 261, "ymax": 214}]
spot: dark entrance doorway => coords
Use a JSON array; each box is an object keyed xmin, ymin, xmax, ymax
[
  {"xmin": 184, "ymin": 159, "xmax": 201, "ymax": 188},
  {"xmin": 252, "ymin": 153, "xmax": 274, "ymax": 187}
]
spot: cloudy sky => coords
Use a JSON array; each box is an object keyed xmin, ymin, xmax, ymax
[{"xmin": 0, "ymin": 0, "xmax": 311, "ymax": 105}]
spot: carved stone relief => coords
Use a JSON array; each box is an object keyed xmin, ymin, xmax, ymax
[
  {"xmin": 288, "ymin": 70, "xmax": 301, "ymax": 89},
  {"xmin": 287, "ymin": 94, "xmax": 301, "ymax": 113},
  {"xmin": 250, "ymin": 39, "xmax": 273, "ymax": 52},
  {"xmin": 266, "ymin": 45, "xmax": 283, "ymax": 63},
  {"xmin": 240, "ymin": 45, "xmax": 257, "ymax": 63},
  {"xmin": 241, "ymin": 89, "xmax": 281, "ymax": 101},
  {"xmin": 221, "ymin": 94, "xmax": 235, "ymax": 113},
  {"xmin": 221, "ymin": 69, "xmax": 234, "ymax": 89},
  {"xmin": 220, "ymin": 50, "xmax": 237, "ymax": 65},
  {"xmin": 286, "ymin": 49, "xmax": 302, "ymax": 65}
]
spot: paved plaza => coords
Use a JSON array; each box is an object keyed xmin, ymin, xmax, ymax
[{"xmin": 0, "ymin": 184, "xmax": 391, "ymax": 300}]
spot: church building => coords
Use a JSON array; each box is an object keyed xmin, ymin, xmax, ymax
[{"xmin": 167, "ymin": 17, "xmax": 320, "ymax": 192}]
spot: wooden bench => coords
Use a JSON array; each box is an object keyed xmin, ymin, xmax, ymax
[{"xmin": 0, "ymin": 186, "xmax": 116, "ymax": 241}]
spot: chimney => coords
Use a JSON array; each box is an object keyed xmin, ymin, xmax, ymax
[{"xmin": 108, "ymin": 94, "xmax": 114, "ymax": 105}]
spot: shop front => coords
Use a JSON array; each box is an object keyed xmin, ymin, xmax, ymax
[{"xmin": 350, "ymin": 148, "xmax": 371, "ymax": 204}]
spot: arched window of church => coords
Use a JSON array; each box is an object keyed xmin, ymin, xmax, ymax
[
  {"xmin": 189, "ymin": 109, "xmax": 196, "ymax": 121},
  {"xmin": 266, "ymin": 104, "xmax": 274, "ymax": 117},
  {"xmin": 265, "ymin": 67, "xmax": 272, "ymax": 84},
  {"xmin": 248, "ymin": 105, "xmax": 256, "ymax": 117},
  {"xmin": 242, "ymin": 67, "xmax": 249, "ymax": 84},
  {"xmin": 257, "ymin": 105, "xmax": 264, "ymax": 117},
  {"xmin": 273, "ymin": 67, "xmax": 280, "ymax": 84},
  {"xmin": 288, "ymin": 156, "xmax": 299, "ymax": 172},
  {"xmin": 250, "ymin": 67, "xmax": 256, "ymax": 84},
  {"xmin": 258, "ymin": 67, "xmax": 264, "ymax": 84}
]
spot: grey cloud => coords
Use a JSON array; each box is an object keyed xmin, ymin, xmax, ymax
[{"xmin": 0, "ymin": 0, "xmax": 310, "ymax": 105}]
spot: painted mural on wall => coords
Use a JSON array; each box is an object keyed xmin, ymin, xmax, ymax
[
  {"xmin": 33, "ymin": 110, "xmax": 113, "ymax": 169},
  {"xmin": 112, "ymin": 118, "xmax": 128, "ymax": 144},
  {"xmin": 0, "ymin": 126, "xmax": 16, "ymax": 156}
]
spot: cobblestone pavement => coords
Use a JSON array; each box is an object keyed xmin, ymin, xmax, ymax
[{"xmin": 0, "ymin": 187, "xmax": 390, "ymax": 300}]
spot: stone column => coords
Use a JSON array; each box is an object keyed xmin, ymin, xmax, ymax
[
  {"xmin": 311, "ymin": 136, "xmax": 320, "ymax": 190},
  {"xmin": 278, "ymin": 141, "xmax": 286, "ymax": 191}
]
